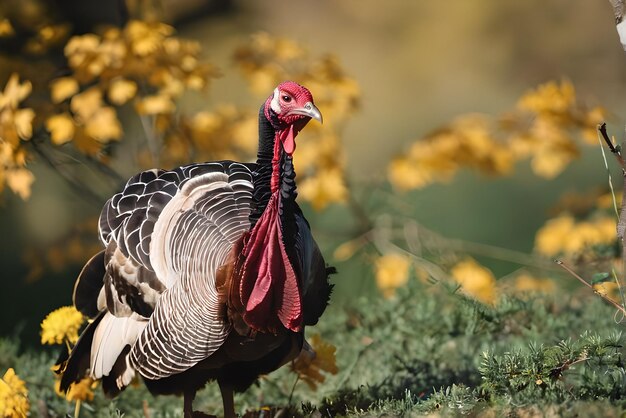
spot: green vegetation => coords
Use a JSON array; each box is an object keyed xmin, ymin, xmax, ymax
[{"xmin": 3, "ymin": 279, "xmax": 625, "ymax": 417}]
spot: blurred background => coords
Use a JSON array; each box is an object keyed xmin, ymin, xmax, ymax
[{"xmin": 1, "ymin": 0, "xmax": 625, "ymax": 345}]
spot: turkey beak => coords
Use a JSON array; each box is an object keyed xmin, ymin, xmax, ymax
[{"xmin": 289, "ymin": 102, "xmax": 323, "ymax": 124}]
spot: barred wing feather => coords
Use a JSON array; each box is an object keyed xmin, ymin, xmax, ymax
[{"xmin": 96, "ymin": 162, "xmax": 254, "ymax": 380}]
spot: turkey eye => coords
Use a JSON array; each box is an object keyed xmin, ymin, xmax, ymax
[{"xmin": 282, "ymin": 95, "xmax": 291, "ymax": 102}]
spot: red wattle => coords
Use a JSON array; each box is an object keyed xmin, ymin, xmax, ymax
[
  {"xmin": 239, "ymin": 192, "xmax": 302, "ymax": 332},
  {"xmin": 281, "ymin": 125, "xmax": 296, "ymax": 155}
]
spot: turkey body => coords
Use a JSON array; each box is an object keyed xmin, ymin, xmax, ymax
[{"xmin": 59, "ymin": 83, "xmax": 333, "ymax": 417}]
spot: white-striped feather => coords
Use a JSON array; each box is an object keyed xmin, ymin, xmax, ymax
[
  {"xmin": 130, "ymin": 171, "xmax": 252, "ymax": 379},
  {"xmin": 90, "ymin": 313, "xmax": 147, "ymax": 380}
]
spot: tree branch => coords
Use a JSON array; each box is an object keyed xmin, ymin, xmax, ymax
[{"xmin": 555, "ymin": 260, "xmax": 626, "ymax": 318}]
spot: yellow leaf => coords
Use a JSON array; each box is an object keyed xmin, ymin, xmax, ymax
[
  {"xmin": 375, "ymin": 253, "xmax": 411, "ymax": 298},
  {"xmin": 46, "ymin": 114, "xmax": 75, "ymax": 145},
  {"xmin": 530, "ymin": 149, "xmax": 574, "ymax": 179},
  {"xmin": 513, "ymin": 273, "xmax": 555, "ymax": 294},
  {"xmin": 333, "ymin": 238, "xmax": 364, "ymax": 262},
  {"xmin": 0, "ymin": 143, "xmax": 13, "ymax": 165},
  {"xmin": 450, "ymin": 258, "xmax": 496, "ymax": 304},
  {"xmin": 64, "ymin": 34, "xmax": 100, "ymax": 68},
  {"xmin": 534, "ymin": 215, "xmax": 575, "ymax": 256},
  {"xmin": 71, "ymin": 88, "xmax": 102, "ymax": 121},
  {"xmin": 518, "ymin": 80, "xmax": 575, "ymax": 115},
  {"xmin": 85, "ymin": 107, "xmax": 122, "ymax": 141},
  {"xmin": 108, "ymin": 78, "xmax": 137, "ymax": 105},
  {"xmin": 388, "ymin": 157, "xmax": 435, "ymax": 191},
  {"xmin": 0, "ymin": 73, "xmax": 31, "ymax": 109},
  {"xmin": 298, "ymin": 169, "xmax": 347, "ymax": 210},
  {"xmin": 136, "ymin": 94, "xmax": 175, "ymax": 115},
  {"xmin": 6, "ymin": 168, "xmax": 35, "ymax": 200},
  {"xmin": 0, "ymin": 18, "xmax": 14, "ymax": 37},
  {"xmin": 50, "ymin": 77, "xmax": 79, "ymax": 103},
  {"xmin": 14, "ymin": 108, "xmax": 35, "ymax": 140},
  {"xmin": 231, "ymin": 115, "xmax": 258, "ymax": 154}
]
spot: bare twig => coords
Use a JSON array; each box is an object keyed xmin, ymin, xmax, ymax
[
  {"xmin": 555, "ymin": 260, "xmax": 626, "ymax": 318},
  {"xmin": 598, "ymin": 123, "xmax": 625, "ymax": 168}
]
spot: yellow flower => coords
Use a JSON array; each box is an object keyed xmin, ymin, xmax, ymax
[
  {"xmin": 108, "ymin": 78, "xmax": 137, "ymax": 105},
  {"xmin": 535, "ymin": 215, "xmax": 617, "ymax": 257},
  {"xmin": 55, "ymin": 377, "xmax": 95, "ymax": 402},
  {"xmin": 375, "ymin": 253, "xmax": 411, "ymax": 298},
  {"xmin": 5, "ymin": 169, "xmax": 34, "ymax": 200},
  {"xmin": 513, "ymin": 273, "xmax": 555, "ymax": 294},
  {"xmin": 291, "ymin": 334, "xmax": 338, "ymax": 390},
  {"xmin": 46, "ymin": 113, "xmax": 76, "ymax": 145},
  {"xmin": 298, "ymin": 168, "xmax": 347, "ymax": 211},
  {"xmin": 0, "ymin": 74, "xmax": 31, "ymax": 110},
  {"xmin": 50, "ymin": 77, "xmax": 79, "ymax": 103},
  {"xmin": 518, "ymin": 80, "xmax": 575, "ymax": 115},
  {"xmin": 41, "ymin": 306, "xmax": 85, "ymax": 345},
  {"xmin": 450, "ymin": 258, "xmax": 496, "ymax": 304},
  {"xmin": 0, "ymin": 368, "xmax": 29, "ymax": 418},
  {"xmin": 535, "ymin": 215, "xmax": 575, "ymax": 256}
]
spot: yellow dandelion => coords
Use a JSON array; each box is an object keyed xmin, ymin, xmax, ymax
[
  {"xmin": 291, "ymin": 334, "xmax": 338, "ymax": 390},
  {"xmin": 375, "ymin": 253, "xmax": 411, "ymax": 298},
  {"xmin": 0, "ymin": 368, "xmax": 29, "ymax": 418},
  {"xmin": 41, "ymin": 306, "xmax": 85, "ymax": 345},
  {"xmin": 450, "ymin": 258, "xmax": 496, "ymax": 304}
]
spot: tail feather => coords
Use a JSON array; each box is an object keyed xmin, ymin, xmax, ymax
[
  {"xmin": 73, "ymin": 250, "xmax": 106, "ymax": 318},
  {"xmin": 101, "ymin": 345, "xmax": 132, "ymax": 397},
  {"xmin": 59, "ymin": 311, "xmax": 105, "ymax": 392},
  {"xmin": 90, "ymin": 313, "xmax": 147, "ymax": 381}
]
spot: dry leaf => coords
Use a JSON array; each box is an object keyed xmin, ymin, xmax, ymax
[
  {"xmin": 291, "ymin": 334, "xmax": 338, "ymax": 390},
  {"xmin": 46, "ymin": 113, "xmax": 75, "ymax": 145}
]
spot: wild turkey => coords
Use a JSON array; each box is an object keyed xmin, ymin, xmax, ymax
[{"xmin": 58, "ymin": 81, "xmax": 334, "ymax": 417}]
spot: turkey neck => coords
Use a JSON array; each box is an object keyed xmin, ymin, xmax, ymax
[{"xmin": 250, "ymin": 105, "xmax": 298, "ymax": 228}]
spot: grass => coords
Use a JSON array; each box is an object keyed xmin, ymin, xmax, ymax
[{"xmin": 3, "ymin": 277, "xmax": 625, "ymax": 417}]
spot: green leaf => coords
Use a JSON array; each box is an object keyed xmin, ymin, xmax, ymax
[{"xmin": 591, "ymin": 272, "xmax": 611, "ymax": 284}]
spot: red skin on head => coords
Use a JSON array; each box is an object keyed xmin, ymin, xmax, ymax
[{"xmin": 264, "ymin": 81, "xmax": 315, "ymax": 128}]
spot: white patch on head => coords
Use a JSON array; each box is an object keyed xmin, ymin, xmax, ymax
[{"xmin": 270, "ymin": 88, "xmax": 281, "ymax": 114}]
